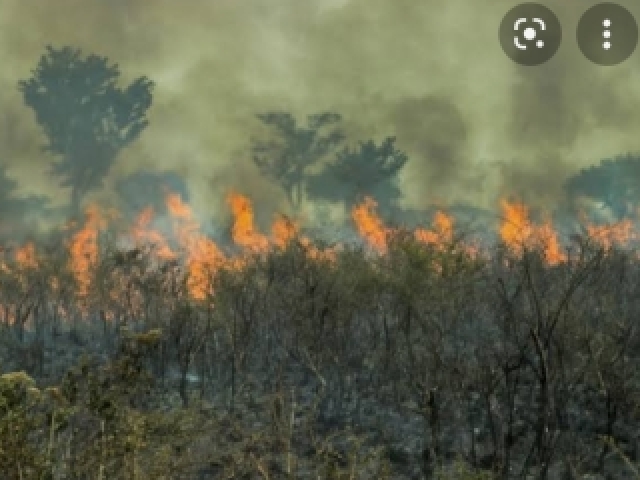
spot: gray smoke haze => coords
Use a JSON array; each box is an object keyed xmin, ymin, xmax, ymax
[{"xmin": 2, "ymin": 0, "xmax": 640, "ymax": 229}]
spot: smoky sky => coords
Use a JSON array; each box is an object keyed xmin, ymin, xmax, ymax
[{"xmin": 2, "ymin": 0, "xmax": 640, "ymax": 227}]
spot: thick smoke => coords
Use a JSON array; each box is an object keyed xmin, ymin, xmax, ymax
[{"xmin": 2, "ymin": 0, "xmax": 640, "ymax": 230}]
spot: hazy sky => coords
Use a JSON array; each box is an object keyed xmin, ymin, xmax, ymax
[{"xmin": 1, "ymin": 0, "xmax": 640, "ymax": 226}]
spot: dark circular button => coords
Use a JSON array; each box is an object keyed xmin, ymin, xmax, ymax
[
  {"xmin": 577, "ymin": 3, "xmax": 637, "ymax": 66},
  {"xmin": 499, "ymin": 3, "xmax": 562, "ymax": 66}
]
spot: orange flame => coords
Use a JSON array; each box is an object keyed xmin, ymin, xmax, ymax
[
  {"xmin": 586, "ymin": 219, "xmax": 634, "ymax": 250},
  {"xmin": 68, "ymin": 205, "xmax": 106, "ymax": 299},
  {"xmin": 415, "ymin": 211, "xmax": 454, "ymax": 246},
  {"xmin": 351, "ymin": 196, "xmax": 388, "ymax": 253},
  {"xmin": 131, "ymin": 206, "xmax": 176, "ymax": 260},
  {"xmin": 6, "ymin": 187, "xmax": 639, "ymax": 314},
  {"xmin": 166, "ymin": 193, "xmax": 225, "ymax": 300},
  {"xmin": 271, "ymin": 214, "xmax": 298, "ymax": 249},
  {"xmin": 15, "ymin": 242, "xmax": 38, "ymax": 269},
  {"xmin": 499, "ymin": 200, "xmax": 565, "ymax": 265},
  {"xmin": 226, "ymin": 191, "xmax": 269, "ymax": 252}
]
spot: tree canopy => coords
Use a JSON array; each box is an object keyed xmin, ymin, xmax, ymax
[
  {"xmin": 306, "ymin": 136, "xmax": 408, "ymax": 216},
  {"xmin": 0, "ymin": 165, "xmax": 52, "ymax": 238},
  {"xmin": 18, "ymin": 45, "xmax": 154, "ymax": 215},
  {"xmin": 564, "ymin": 153, "xmax": 640, "ymax": 219},
  {"xmin": 251, "ymin": 111, "xmax": 344, "ymax": 212}
]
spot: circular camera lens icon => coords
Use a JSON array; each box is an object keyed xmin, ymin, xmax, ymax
[{"xmin": 500, "ymin": 3, "xmax": 562, "ymax": 66}]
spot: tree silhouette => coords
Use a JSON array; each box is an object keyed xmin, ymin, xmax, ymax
[
  {"xmin": 18, "ymin": 45, "xmax": 154, "ymax": 215},
  {"xmin": 306, "ymin": 136, "xmax": 408, "ymax": 216},
  {"xmin": 251, "ymin": 112, "xmax": 344, "ymax": 212},
  {"xmin": 565, "ymin": 153, "xmax": 640, "ymax": 220},
  {"xmin": 0, "ymin": 165, "xmax": 51, "ymax": 238}
]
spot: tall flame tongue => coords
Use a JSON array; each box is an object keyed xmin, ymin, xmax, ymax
[
  {"xmin": 166, "ymin": 193, "xmax": 225, "ymax": 301},
  {"xmin": 226, "ymin": 191, "xmax": 269, "ymax": 252},
  {"xmin": 415, "ymin": 211, "xmax": 454, "ymax": 246},
  {"xmin": 499, "ymin": 200, "xmax": 565, "ymax": 265},
  {"xmin": 68, "ymin": 205, "xmax": 106, "ymax": 302},
  {"xmin": 351, "ymin": 196, "xmax": 389, "ymax": 253},
  {"xmin": 10, "ymin": 188, "xmax": 640, "ymax": 316}
]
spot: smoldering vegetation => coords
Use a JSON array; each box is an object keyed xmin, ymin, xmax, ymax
[
  {"xmin": 1, "ymin": 230, "xmax": 640, "ymax": 478},
  {"xmin": 2, "ymin": 1, "xmax": 640, "ymax": 478}
]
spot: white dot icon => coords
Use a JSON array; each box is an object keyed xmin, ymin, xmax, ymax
[
  {"xmin": 536, "ymin": 40, "xmax": 544, "ymax": 48},
  {"xmin": 602, "ymin": 18, "xmax": 611, "ymax": 50},
  {"xmin": 523, "ymin": 27, "xmax": 537, "ymax": 40}
]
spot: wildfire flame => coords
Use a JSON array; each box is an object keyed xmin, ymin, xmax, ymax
[
  {"xmin": 499, "ymin": 200, "xmax": 566, "ymax": 265},
  {"xmin": 1, "ymin": 188, "xmax": 637, "ymax": 318},
  {"xmin": 350, "ymin": 196, "xmax": 389, "ymax": 254},
  {"xmin": 131, "ymin": 207, "xmax": 176, "ymax": 261},
  {"xmin": 15, "ymin": 242, "xmax": 38, "ymax": 269},
  {"xmin": 226, "ymin": 191, "xmax": 269, "ymax": 252},
  {"xmin": 271, "ymin": 214, "xmax": 298, "ymax": 249},
  {"xmin": 68, "ymin": 205, "xmax": 106, "ymax": 299},
  {"xmin": 414, "ymin": 211, "xmax": 454, "ymax": 246},
  {"xmin": 586, "ymin": 219, "xmax": 634, "ymax": 250},
  {"xmin": 166, "ymin": 193, "xmax": 225, "ymax": 300}
]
